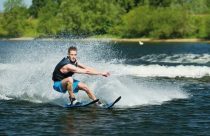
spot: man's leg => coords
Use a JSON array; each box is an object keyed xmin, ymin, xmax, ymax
[
  {"xmin": 77, "ymin": 82, "xmax": 97, "ymax": 100},
  {"xmin": 61, "ymin": 77, "xmax": 76, "ymax": 104},
  {"xmin": 78, "ymin": 82, "xmax": 103, "ymax": 106}
]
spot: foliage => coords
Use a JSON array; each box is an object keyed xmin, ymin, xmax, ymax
[
  {"xmin": 0, "ymin": 0, "xmax": 210, "ymax": 39},
  {"xmin": 36, "ymin": 0, "xmax": 61, "ymax": 36},
  {"xmin": 116, "ymin": 6, "xmax": 193, "ymax": 38},
  {"xmin": 205, "ymin": 15, "xmax": 210, "ymax": 39},
  {"xmin": 0, "ymin": 13, "xmax": 8, "ymax": 36},
  {"xmin": 56, "ymin": 0, "xmax": 123, "ymax": 36},
  {"xmin": 29, "ymin": 0, "xmax": 48, "ymax": 18},
  {"xmin": 3, "ymin": 0, "xmax": 28, "ymax": 37}
]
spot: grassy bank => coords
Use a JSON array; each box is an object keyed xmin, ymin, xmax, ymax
[{"xmin": 1, "ymin": 37, "xmax": 210, "ymax": 43}]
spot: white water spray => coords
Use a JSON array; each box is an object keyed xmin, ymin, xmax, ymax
[{"xmin": 0, "ymin": 40, "xmax": 189, "ymax": 107}]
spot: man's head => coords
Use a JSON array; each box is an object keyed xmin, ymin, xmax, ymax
[{"xmin": 68, "ymin": 46, "xmax": 77, "ymax": 62}]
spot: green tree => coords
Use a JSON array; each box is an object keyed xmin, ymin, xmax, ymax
[
  {"xmin": 29, "ymin": 0, "xmax": 48, "ymax": 18},
  {"xmin": 148, "ymin": 0, "xmax": 172, "ymax": 7},
  {"xmin": 37, "ymin": 0, "xmax": 61, "ymax": 36},
  {"xmin": 1, "ymin": 0, "xmax": 210, "ymax": 38},
  {"xmin": 117, "ymin": 6, "xmax": 193, "ymax": 38},
  {"xmin": 3, "ymin": 0, "xmax": 28, "ymax": 37},
  {"xmin": 150, "ymin": 7, "xmax": 192, "ymax": 38},
  {"xmin": 4, "ymin": 0, "xmax": 25, "ymax": 12},
  {"xmin": 0, "ymin": 13, "xmax": 8, "ymax": 36},
  {"xmin": 29, "ymin": 0, "xmax": 62, "ymax": 18},
  {"xmin": 115, "ymin": 0, "xmax": 143, "ymax": 12},
  {"xmin": 205, "ymin": 15, "xmax": 210, "ymax": 39},
  {"xmin": 115, "ymin": 6, "xmax": 153, "ymax": 37},
  {"xmin": 57, "ymin": 0, "xmax": 123, "ymax": 36}
]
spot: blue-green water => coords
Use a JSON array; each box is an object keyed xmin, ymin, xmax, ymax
[{"xmin": 0, "ymin": 40, "xmax": 210, "ymax": 135}]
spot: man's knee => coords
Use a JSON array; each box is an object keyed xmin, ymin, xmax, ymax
[
  {"xmin": 62, "ymin": 77, "xmax": 73, "ymax": 90},
  {"xmin": 80, "ymin": 83, "xmax": 89, "ymax": 92},
  {"xmin": 66, "ymin": 77, "xmax": 73, "ymax": 84},
  {"xmin": 83, "ymin": 85, "xmax": 89, "ymax": 91}
]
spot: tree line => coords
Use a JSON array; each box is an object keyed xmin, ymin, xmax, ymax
[{"xmin": 1, "ymin": 0, "xmax": 210, "ymax": 39}]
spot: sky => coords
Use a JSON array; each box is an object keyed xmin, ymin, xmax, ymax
[{"xmin": 0, "ymin": 0, "xmax": 32, "ymax": 12}]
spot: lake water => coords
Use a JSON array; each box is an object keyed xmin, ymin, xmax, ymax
[{"xmin": 0, "ymin": 40, "xmax": 210, "ymax": 135}]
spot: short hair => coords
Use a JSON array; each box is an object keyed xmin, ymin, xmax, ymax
[{"xmin": 68, "ymin": 46, "xmax": 77, "ymax": 54}]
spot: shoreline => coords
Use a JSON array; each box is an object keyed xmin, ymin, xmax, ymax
[
  {"xmin": 0, "ymin": 37, "xmax": 210, "ymax": 43},
  {"xmin": 111, "ymin": 38, "xmax": 210, "ymax": 43}
]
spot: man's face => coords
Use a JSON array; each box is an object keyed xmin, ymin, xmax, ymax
[{"xmin": 69, "ymin": 50, "xmax": 77, "ymax": 62}]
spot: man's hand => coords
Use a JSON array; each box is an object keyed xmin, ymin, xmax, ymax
[{"xmin": 101, "ymin": 72, "xmax": 110, "ymax": 77}]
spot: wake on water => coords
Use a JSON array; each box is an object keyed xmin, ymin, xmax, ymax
[
  {"xmin": 3, "ymin": 39, "xmax": 208, "ymax": 107},
  {"xmin": 137, "ymin": 53, "xmax": 210, "ymax": 64}
]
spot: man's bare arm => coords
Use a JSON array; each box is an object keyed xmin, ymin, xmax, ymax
[
  {"xmin": 77, "ymin": 62, "xmax": 96, "ymax": 71},
  {"xmin": 66, "ymin": 64, "xmax": 109, "ymax": 77}
]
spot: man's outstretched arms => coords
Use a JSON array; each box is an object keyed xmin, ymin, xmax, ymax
[
  {"xmin": 65, "ymin": 63, "xmax": 110, "ymax": 77},
  {"xmin": 77, "ymin": 62, "xmax": 110, "ymax": 76}
]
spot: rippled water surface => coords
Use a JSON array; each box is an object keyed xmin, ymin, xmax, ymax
[{"xmin": 0, "ymin": 40, "xmax": 210, "ymax": 135}]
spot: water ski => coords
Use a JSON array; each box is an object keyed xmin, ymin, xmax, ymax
[
  {"xmin": 65, "ymin": 99, "xmax": 99, "ymax": 108},
  {"xmin": 103, "ymin": 96, "xmax": 121, "ymax": 109}
]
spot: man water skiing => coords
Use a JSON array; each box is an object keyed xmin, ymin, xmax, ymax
[{"xmin": 52, "ymin": 46, "xmax": 110, "ymax": 105}]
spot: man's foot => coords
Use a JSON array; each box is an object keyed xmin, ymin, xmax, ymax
[{"xmin": 69, "ymin": 97, "xmax": 80, "ymax": 105}]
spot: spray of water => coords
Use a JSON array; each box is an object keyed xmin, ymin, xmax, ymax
[
  {"xmin": 0, "ymin": 39, "xmax": 189, "ymax": 107},
  {"xmin": 108, "ymin": 64, "xmax": 210, "ymax": 78}
]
